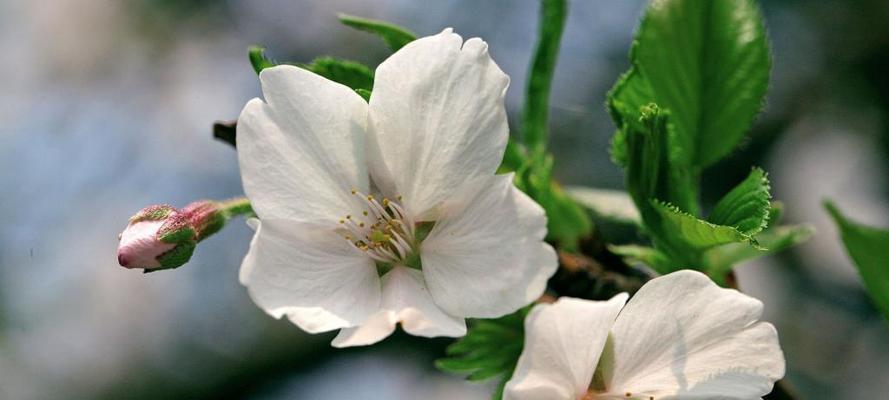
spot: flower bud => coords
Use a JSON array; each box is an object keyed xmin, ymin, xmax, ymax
[{"xmin": 117, "ymin": 201, "xmax": 226, "ymax": 271}]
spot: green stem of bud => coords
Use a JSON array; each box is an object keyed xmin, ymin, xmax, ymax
[{"xmin": 219, "ymin": 197, "xmax": 254, "ymax": 219}]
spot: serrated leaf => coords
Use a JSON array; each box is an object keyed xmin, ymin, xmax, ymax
[
  {"xmin": 633, "ymin": 0, "xmax": 770, "ymax": 168},
  {"xmin": 708, "ymin": 167, "xmax": 772, "ymax": 235},
  {"xmin": 825, "ymin": 201, "xmax": 889, "ymax": 322},
  {"xmin": 248, "ymin": 46, "xmax": 277, "ymax": 74},
  {"xmin": 705, "ymin": 224, "xmax": 814, "ymax": 285},
  {"xmin": 565, "ymin": 186, "xmax": 641, "ymax": 225},
  {"xmin": 652, "ymin": 200, "xmax": 754, "ymax": 250},
  {"xmin": 338, "ymin": 14, "xmax": 416, "ymax": 52},
  {"xmin": 299, "ymin": 56, "xmax": 375, "ymax": 92},
  {"xmin": 437, "ymin": 310, "xmax": 527, "ymax": 400}
]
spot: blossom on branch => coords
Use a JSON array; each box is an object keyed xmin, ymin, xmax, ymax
[
  {"xmin": 504, "ymin": 270, "xmax": 785, "ymax": 400},
  {"xmin": 237, "ymin": 29, "xmax": 558, "ymax": 347}
]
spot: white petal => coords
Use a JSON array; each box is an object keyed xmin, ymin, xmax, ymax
[
  {"xmin": 238, "ymin": 65, "xmax": 368, "ymax": 224},
  {"xmin": 503, "ymin": 295, "xmax": 629, "ymax": 400},
  {"xmin": 331, "ymin": 266, "xmax": 465, "ymax": 348},
  {"xmin": 603, "ymin": 270, "xmax": 786, "ymax": 399},
  {"xmin": 240, "ymin": 219, "xmax": 381, "ymax": 333},
  {"xmin": 421, "ymin": 175, "xmax": 557, "ymax": 318},
  {"xmin": 367, "ymin": 29, "xmax": 509, "ymax": 218}
]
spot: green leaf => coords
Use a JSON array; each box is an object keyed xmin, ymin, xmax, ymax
[
  {"xmin": 622, "ymin": 103, "xmax": 698, "ymax": 218},
  {"xmin": 825, "ymin": 201, "xmax": 889, "ymax": 322},
  {"xmin": 248, "ymin": 45, "xmax": 277, "ymax": 74},
  {"xmin": 652, "ymin": 200, "xmax": 754, "ymax": 250},
  {"xmin": 499, "ymin": 139, "xmax": 528, "ymax": 173},
  {"xmin": 565, "ymin": 186, "xmax": 641, "ymax": 225},
  {"xmin": 522, "ymin": 0, "xmax": 567, "ymax": 154},
  {"xmin": 705, "ymin": 224, "xmax": 814, "ymax": 285},
  {"xmin": 708, "ymin": 167, "xmax": 772, "ymax": 235},
  {"xmin": 338, "ymin": 14, "xmax": 416, "ymax": 52},
  {"xmin": 608, "ymin": 244, "xmax": 672, "ymax": 273},
  {"xmin": 522, "ymin": 155, "xmax": 592, "ymax": 250},
  {"xmin": 632, "ymin": 0, "xmax": 771, "ymax": 169},
  {"xmin": 299, "ymin": 56, "xmax": 375, "ymax": 92},
  {"xmin": 437, "ymin": 310, "xmax": 527, "ymax": 399}
]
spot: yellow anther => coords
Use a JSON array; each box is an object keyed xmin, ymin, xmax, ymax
[
  {"xmin": 339, "ymin": 219, "xmax": 345, "ymax": 224},
  {"xmin": 351, "ymin": 188, "xmax": 357, "ymax": 195},
  {"xmin": 366, "ymin": 195, "xmax": 374, "ymax": 201},
  {"xmin": 359, "ymin": 222, "xmax": 365, "ymax": 227},
  {"xmin": 346, "ymin": 215, "xmax": 352, "ymax": 219},
  {"xmin": 382, "ymin": 198, "xmax": 390, "ymax": 206},
  {"xmin": 397, "ymin": 195, "xmax": 403, "ymax": 201},
  {"xmin": 362, "ymin": 211, "xmax": 368, "ymax": 216}
]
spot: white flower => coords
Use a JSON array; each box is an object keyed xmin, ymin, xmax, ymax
[
  {"xmin": 236, "ymin": 29, "xmax": 558, "ymax": 347},
  {"xmin": 504, "ymin": 270, "xmax": 785, "ymax": 400}
]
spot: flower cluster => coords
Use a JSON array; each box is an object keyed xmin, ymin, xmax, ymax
[{"xmin": 118, "ymin": 25, "xmax": 788, "ymax": 399}]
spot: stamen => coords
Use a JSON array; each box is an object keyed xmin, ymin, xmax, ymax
[{"xmin": 338, "ymin": 190, "xmax": 417, "ymax": 264}]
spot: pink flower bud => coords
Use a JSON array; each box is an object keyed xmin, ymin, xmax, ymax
[
  {"xmin": 118, "ymin": 219, "xmax": 177, "ymax": 269},
  {"xmin": 117, "ymin": 201, "xmax": 225, "ymax": 270}
]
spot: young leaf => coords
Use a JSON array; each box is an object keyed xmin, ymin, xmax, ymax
[
  {"xmin": 436, "ymin": 310, "xmax": 527, "ymax": 399},
  {"xmin": 521, "ymin": 155, "xmax": 592, "ymax": 250},
  {"xmin": 298, "ymin": 56, "xmax": 375, "ymax": 92},
  {"xmin": 522, "ymin": 0, "xmax": 567, "ymax": 154},
  {"xmin": 248, "ymin": 46, "xmax": 277, "ymax": 74},
  {"xmin": 705, "ymin": 224, "xmax": 814, "ymax": 285},
  {"xmin": 652, "ymin": 200, "xmax": 754, "ymax": 250},
  {"xmin": 633, "ymin": 0, "xmax": 771, "ymax": 169},
  {"xmin": 338, "ymin": 14, "xmax": 417, "ymax": 52},
  {"xmin": 608, "ymin": 244, "xmax": 672, "ymax": 273},
  {"xmin": 708, "ymin": 167, "xmax": 772, "ymax": 235},
  {"xmin": 825, "ymin": 201, "xmax": 889, "ymax": 322},
  {"xmin": 622, "ymin": 104, "xmax": 698, "ymax": 218},
  {"xmin": 566, "ymin": 186, "xmax": 641, "ymax": 225}
]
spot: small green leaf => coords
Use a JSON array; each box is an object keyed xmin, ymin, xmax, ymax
[
  {"xmin": 522, "ymin": 0, "xmax": 567, "ymax": 154},
  {"xmin": 708, "ymin": 167, "xmax": 772, "ymax": 235},
  {"xmin": 521, "ymin": 155, "xmax": 592, "ymax": 250},
  {"xmin": 634, "ymin": 0, "xmax": 771, "ymax": 169},
  {"xmin": 608, "ymin": 244, "xmax": 672, "ymax": 273},
  {"xmin": 566, "ymin": 186, "xmax": 641, "ymax": 225},
  {"xmin": 825, "ymin": 201, "xmax": 889, "ymax": 322},
  {"xmin": 705, "ymin": 224, "xmax": 814, "ymax": 284},
  {"xmin": 437, "ymin": 310, "xmax": 527, "ymax": 400},
  {"xmin": 338, "ymin": 14, "xmax": 416, "ymax": 52},
  {"xmin": 355, "ymin": 88, "xmax": 372, "ymax": 101},
  {"xmin": 499, "ymin": 139, "xmax": 528, "ymax": 173},
  {"xmin": 248, "ymin": 46, "xmax": 277, "ymax": 74},
  {"xmin": 652, "ymin": 200, "xmax": 753, "ymax": 250},
  {"xmin": 298, "ymin": 56, "xmax": 375, "ymax": 92}
]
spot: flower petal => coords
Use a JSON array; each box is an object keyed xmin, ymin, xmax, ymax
[
  {"xmin": 421, "ymin": 174, "xmax": 557, "ymax": 318},
  {"xmin": 504, "ymin": 295, "xmax": 629, "ymax": 400},
  {"xmin": 603, "ymin": 270, "xmax": 785, "ymax": 399},
  {"xmin": 240, "ymin": 219, "xmax": 381, "ymax": 333},
  {"xmin": 238, "ymin": 65, "xmax": 368, "ymax": 224},
  {"xmin": 367, "ymin": 29, "xmax": 509, "ymax": 218},
  {"xmin": 331, "ymin": 266, "xmax": 465, "ymax": 348}
]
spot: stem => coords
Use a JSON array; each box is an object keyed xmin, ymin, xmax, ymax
[
  {"xmin": 522, "ymin": 0, "xmax": 567, "ymax": 157},
  {"xmin": 219, "ymin": 197, "xmax": 254, "ymax": 218}
]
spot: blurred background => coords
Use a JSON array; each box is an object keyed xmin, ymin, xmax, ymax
[{"xmin": 1, "ymin": 0, "xmax": 888, "ymax": 398}]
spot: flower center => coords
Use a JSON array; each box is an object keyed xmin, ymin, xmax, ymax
[{"xmin": 337, "ymin": 189, "xmax": 417, "ymax": 265}]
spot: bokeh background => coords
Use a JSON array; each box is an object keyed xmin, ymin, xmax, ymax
[{"xmin": 2, "ymin": 0, "xmax": 888, "ymax": 398}]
